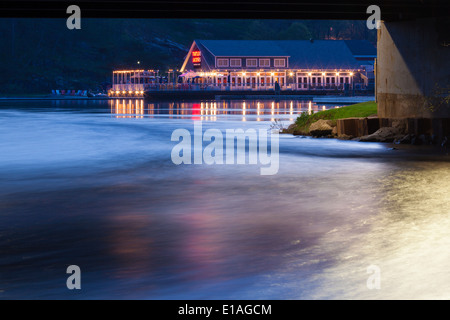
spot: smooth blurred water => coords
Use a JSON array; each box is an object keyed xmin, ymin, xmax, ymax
[{"xmin": 0, "ymin": 99, "xmax": 449, "ymax": 299}]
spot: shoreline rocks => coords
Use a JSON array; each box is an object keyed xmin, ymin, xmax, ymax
[
  {"xmin": 309, "ymin": 119, "xmax": 335, "ymax": 137},
  {"xmin": 359, "ymin": 127, "xmax": 404, "ymax": 142},
  {"xmin": 284, "ymin": 117, "xmax": 448, "ymax": 149}
]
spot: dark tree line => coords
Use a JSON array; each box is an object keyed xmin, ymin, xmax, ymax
[{"xmin": 0, "ymin": 19, "xmax": 375, "ymax": 94}]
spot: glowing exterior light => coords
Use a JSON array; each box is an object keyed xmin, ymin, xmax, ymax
[
  {"xmin": 289, "ymin": 72, "xmax": 294, "ymax": 76},
  {"xmin": 308, "ymin": 73, "xmax": 312, "ymax": 76},
  {"xmin": 271, "ymin": 72, "xmax": 274, "ymax": 76},
  {"xmin": 350, "ymin": 72, "xmax": 354, "ymax": 76},
  {"xmin": 336, "ymin": 72, "xmax": 340, "ymax": 76},
  {"xmin": 242, "ymin": 73, "xmax": 246, "ymax": 76},
  {"xmin": 322, "ymin": 72, "xmax": 326, "ymax": 76}
]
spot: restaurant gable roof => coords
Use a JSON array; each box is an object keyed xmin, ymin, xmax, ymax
[{"xmin": 193, "ymin": 39, "xmax": 367, "ymax": 70}]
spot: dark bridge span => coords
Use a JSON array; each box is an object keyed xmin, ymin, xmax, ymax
[{"xmin": 1, "ymin": 1, "xmax": 448, "ymax": 21}]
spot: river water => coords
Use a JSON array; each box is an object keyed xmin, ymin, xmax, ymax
[{"xmin": 0, "ymin": 99, "xmax": 449, "ymax": 299}]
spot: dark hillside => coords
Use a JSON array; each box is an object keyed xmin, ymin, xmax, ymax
[{"xmin": 0, "ymin": 19, "xmax": 375, "ymax": 94}]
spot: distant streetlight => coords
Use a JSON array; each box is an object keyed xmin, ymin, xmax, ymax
[{"xmin": 137, "ymin": 61, "xmax": 141, "ymax": 65}]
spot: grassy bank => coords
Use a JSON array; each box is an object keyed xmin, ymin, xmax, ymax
[{"xmin": 286, "ymin": 101, "xmax": 377, "ymax": 135}]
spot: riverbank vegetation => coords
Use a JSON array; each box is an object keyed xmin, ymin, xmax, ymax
[{"xmin": 285, "ymin": 101, "xmax": 377, "ymax": 135}]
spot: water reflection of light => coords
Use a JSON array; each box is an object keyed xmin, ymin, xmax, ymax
[
  {"xmin": 110, "ymin": 99, "xmax": 337, "ymax": 121},
  {"xmin": 113, "ymin": 99, "xmax": 145, "ymax": 118},
  {"xmin": 310, "ymin": 162, "xmax": 450, "ymax": 300}
]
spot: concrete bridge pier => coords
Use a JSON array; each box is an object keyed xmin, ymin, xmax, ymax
[{"xmin": 376, "ymin": 18, "xmax": 449, "ymax": 119}]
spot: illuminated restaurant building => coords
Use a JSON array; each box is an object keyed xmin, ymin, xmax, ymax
[{"xmin": 180, "ymin": 40, "xmax": 376, "ymax": 91}]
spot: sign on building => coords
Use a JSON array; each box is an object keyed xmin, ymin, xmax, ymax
[{"xmin": 192, "ymin": 50, "xmax": 202, "ymax": 67}]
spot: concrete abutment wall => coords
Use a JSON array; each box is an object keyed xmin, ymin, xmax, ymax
[{"xmin": 377, "ymin": 18, "xmax": 449, "ymax": 118}]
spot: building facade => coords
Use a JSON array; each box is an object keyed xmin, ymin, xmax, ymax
[
  {"xmin": 110, "ymin": 70, "xmax": 160, "ymax": 97},
  {"xmin": 180, "ymin": 40, "xmax": 376, "ymax": 92}
]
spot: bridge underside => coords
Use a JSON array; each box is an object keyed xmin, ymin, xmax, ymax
[{"xmin": 1, "ymin": 1, "xmax": 448, "ymax": 20}]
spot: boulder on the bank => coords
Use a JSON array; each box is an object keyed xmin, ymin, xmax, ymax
[
  {"xmin": 332, "ymin": 126, "xmax": 338, "ymax": 136},
  {"xmin": 359, "ymin": 127, "xmax": 404, "ymax": 142},
  {"xmin": 338, "ymin": 134, "xmax": 354, "ymax": 140},
  {"xmin": 391, "ymin": 119, "xmax": 408, "ymax": 133},
  {"xmin": 395, "ymin": 134, "xmax": 412, "ymax": 144},
  {"xmin": 309, "ymin": 120, "xmax": 334, "ymax": 137}
]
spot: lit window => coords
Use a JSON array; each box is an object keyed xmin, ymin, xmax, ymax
[
  {"xmin": 246, "ymin": 59, "xmax": 257, "ymax": 67},
  {"xmin": 217, "ymin": 59, "xmax": 229, "ymax": 67},
  {"xmin": 230, "ymin": 59, "xmax": 242, "ymax": 67},
  {"xmin": 274, "ymin": 59, "xmax": 285, "ymax": 67},
  {"xmin": 259, "ymin": 59, "xmax": 270, "ymax": 67}
]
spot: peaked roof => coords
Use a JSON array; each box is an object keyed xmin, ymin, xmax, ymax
[
  {"xmin": 195, "ymin": 40, "xmax": 289, "ymax": 57},
  {"xmin": 193, "ymin": 39, "xmax": 365, "ymax": 70},
  {"xmin": 344, "ymin": 40, "xmax": 377, "ymax": 56}
]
